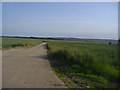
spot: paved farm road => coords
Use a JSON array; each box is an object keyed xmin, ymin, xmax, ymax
[{"xmin": 3, "ymin": 43, "xmax": 66, "ymax": 88}]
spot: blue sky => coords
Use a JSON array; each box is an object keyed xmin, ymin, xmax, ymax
[
  {"xmin": 0, "ymin": 2, "xmax": 2, "ymax": 36},
  {"xmin": 2, "ymin": 2, "xmax": 118, "ymax": 39}
]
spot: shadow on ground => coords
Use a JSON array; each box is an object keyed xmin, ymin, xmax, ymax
[{"xmin": 36, "ymin": 55, "xmax": 48, "ymax": 60}]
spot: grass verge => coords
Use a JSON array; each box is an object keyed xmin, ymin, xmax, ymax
[
  {"xmin": 2, "ymin": 37, "xmax": 43, "ymax": 49},
  {"xmin": 47, "ymin": 40, "xmax": 119, "ymax": 88}
]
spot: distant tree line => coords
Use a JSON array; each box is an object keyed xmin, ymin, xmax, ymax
[
  {"xmin": 2, "ymin": 36, "xmax": 119, "ymax": 42},
  {"xmin": 2, "ymin": 36, "xmax": 68, "ymax": 40}
]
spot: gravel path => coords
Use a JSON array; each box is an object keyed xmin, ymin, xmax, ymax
[{"xmin": 2, "ymin": 43, "xmax": 66, "ymax": 88}]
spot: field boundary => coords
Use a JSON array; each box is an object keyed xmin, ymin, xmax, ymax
[{"xmin": 2, "ymin": 43, "xmax": 42, "ymax": 51}]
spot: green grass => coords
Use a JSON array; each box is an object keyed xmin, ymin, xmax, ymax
[
  {"xmin": 50, "ymin": 66, "xmax": 76, "ymax": 88},
  {"xmin": 2, "ymin": 37, "xmax": 43, "ymax": 49},
  {"xmin": 0, "ymin": 37, "xmax": 2, "ymax": 48},
  {"xmin": 48, "ymin": 40, "xmax": 119, "ymax": 88}
]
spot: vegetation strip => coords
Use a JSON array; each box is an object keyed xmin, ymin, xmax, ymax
[
  {"xmin": 47, "ymin": 40, "xmax": 119, "ymax": 88},
  {"xmin": 2, "ymin": 37, "xmax": 43, "ymax": 49}
]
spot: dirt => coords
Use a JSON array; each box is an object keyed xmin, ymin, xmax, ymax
[{"xmin": 2, "ymin": 43, "xmax": 66, "ymax": 88}]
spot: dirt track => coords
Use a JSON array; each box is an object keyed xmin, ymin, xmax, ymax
[{"xmin": 2, "ymin": 43, "xmax": 66, "ymax": 88}]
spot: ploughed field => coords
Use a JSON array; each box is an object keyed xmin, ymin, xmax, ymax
[
  {"xmin": 48, "ymin": 40, "xmax": 119, "ymax": 88},
  {"xmin": 2, "ymin": 37, "xmax": 42, "ymax": 49}
]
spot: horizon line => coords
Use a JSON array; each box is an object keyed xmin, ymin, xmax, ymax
[{"xmin": 1, "ymin": 35, "xmax": 118, "ymax": 40}]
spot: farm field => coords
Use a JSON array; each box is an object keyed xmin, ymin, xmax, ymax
[
  {"xmin": 1, "ymin": 37, "xmax": 119, "ymax": 88},
  {"xmin": 48, "ymin": 40, "xmax": 119, "ymax": 88},
  {"xmin": 2, "ymin": 37, "xmax": 43, "ymax": 49}
]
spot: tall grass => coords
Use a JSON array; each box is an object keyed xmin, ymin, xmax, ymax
[{"xmin": 48, "ymin": 40, "xmax": 119, "ymax": 87}]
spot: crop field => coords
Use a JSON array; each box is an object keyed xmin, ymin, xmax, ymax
[
  {"xmin": 2, "ymin": 37, "xmax": 42, "ymax": 49},
  {"xmin": 48, "ymin": 40, "xmax": 119, "ymax": 88},
  {"xmin": 1, "ymin": 37, "xmax": 119, "ymax": 88}
]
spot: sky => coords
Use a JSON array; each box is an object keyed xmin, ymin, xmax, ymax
[
  {"xmin": 118, "ymin": 2, "xmax": 120, "ymax": 39},
  {"xmin": 0, "ymin": 2, "xmax": 2, "ymax": 36},
  {"xmin": 2, "ymin": 2, "xmax": 118, "ymax": 39}
]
